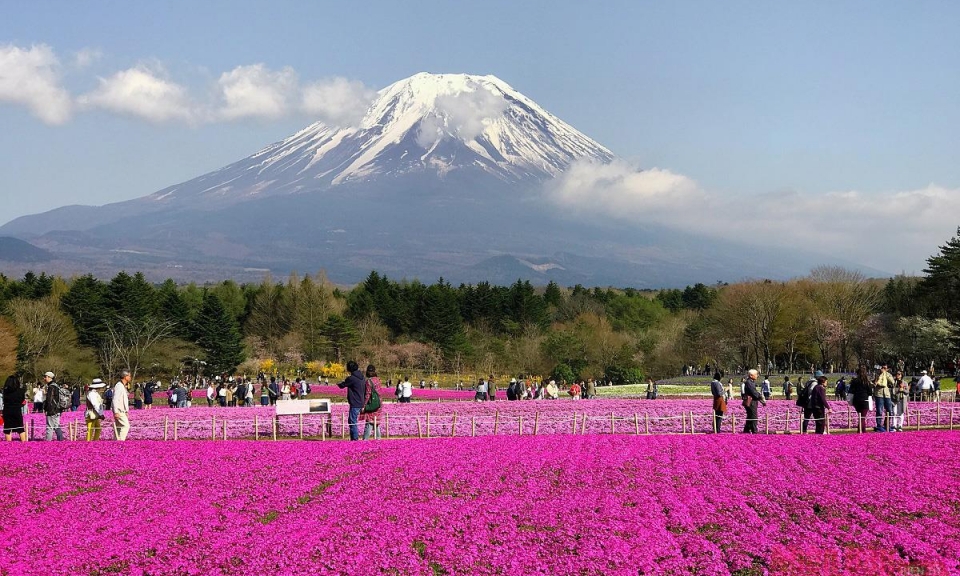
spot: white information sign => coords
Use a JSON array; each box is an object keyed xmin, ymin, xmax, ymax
[{"xmin": 275, "ymin": 399, "xmax": 331, "ymax": 415}]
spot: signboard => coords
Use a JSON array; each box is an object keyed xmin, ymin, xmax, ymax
[{"xmin": 275, "ymin": 399, "xmax": 331, "ymax": 415}]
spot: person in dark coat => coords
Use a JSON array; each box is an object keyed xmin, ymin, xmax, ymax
[
  {"xmin": 71, "ymin": 385, "xmax": 81, "ymax": 412},
  {"xmin": 848, "ymin": 366, "xmax": 873, "ymax": 433},
  {"xmin": 710, "ymin": 372, "xmax": 726, "ymax": 433},
  {"xmin": 810, "ymin": 375, "xmax": 831, "ymax": 434},
  {"xmin": 2, "ymin": 375, "xmax": 27, "ymax": 442},
  {"xmin": 337, "ymin": 361, "xmax": 366, "ymax": 441},
  {"xmin": 741, "ymin": 369, "xmax": 765, "ymax": 433}
]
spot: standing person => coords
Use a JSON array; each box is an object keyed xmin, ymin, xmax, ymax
[
  {"xmin": 918, "ymin": 370, "xmax": 934, "ymax": 401},
  {"xmin": 2, "ymin": 375, "xmax": 27, "ymax": 442},
  {"xmin": 475, "ymin": 378, "xmax": 487, "ymax": 402},
  {"xmin": 360, "ymin": 365, "xmax": 382, "ymax": 440},
  {"xmin": 741, "ymin": 369, "xmax": 765, "ymax": 434},
  {"xmin": 42, "ymin": 372, "xmax": 65, "ymax": 441},
  {"xmin": 399, "ymin": 376, "xmax": 413, "ymax": 403},
  {"xmin": 645, "ymin": 378, "xmax": 656, "ymax": 400},
  {"xmin": 113, "ymin": 370, "xmax": 131, "ymax": 441},
  {"xmin": 546, "ymin": 380, "xmax": 560, "ymax": 400},
  {"xmin": 873, "ymin": 364, "xmax": 895, "ymax": 432},
  {"xmin": 32, "ymin": 383, "xmax": 44, "ymax": 414},
  {"xmin": 268, "ymin": 377, "xmax": 280, "ymax": 405},
  {"xmin": 236, "ymin": 380, "xmax": 247, "ymax": 408},
  {"xmin": 586, "ymin": 378, "xmax": 597, "ymax": 400},
  {"xmin": 143, "ymin": 380, "xmax": 155, "ymax": 409},
  {"xmin": 280, "ymin": 380, "xmax": 292, "ymax": 401},
  {"xmin": 245, "ymin": 381, "xmax": 254, "ymax": 407},
  {"xmin": 259, "ymin": 381, "xmax": 270, "ymax": 406},
  {"xmin": 133, "ymin": 381, "xmax": 144, "ymax": 410},
  {"xmin": 488, "ymin": 376, "xmax": 497, "ymax": 401},
  {"xmin": 810, "ymin": 374, "xmax": 831, "ymax": 434},
  {"xmin": 848, "ymin": 366, "xmax": 873, "ymax": 434},
  {"xmin": 710, "ymin": 372, "xmax": 727, "ymax": 433},
  {"xmin": 217, "ymin": 383, "xmax": 227, "ymax": 407},
  {"xmin": 725, "ymin": 379, "xmax": 734, "ymax": 401},
  {"xmin": 891, "ymin": 370, "xmax": 908, "ymax": 432},
  {"xmin": 761, "ymin": 376, "xmax": 772, "ymax": 401},
  {"xmin": 85, "ymin": 379, "xmax": 107, "ymax": 441},
  {"xmin": 71, "ymin": 384, "xmax": 81, "ymax": 412},
  {"xmin": 796, "ymin": 373, "xmax": 818, "ymax": 434},
  {"xmin": 337, "ymin": 361, "xmax": 366, "ymax": 441},
  {"xmin": 782, "ymin": 377, "xmax": 792, "ymax": 401},
  {"xmin": 176, "ymin": 382, "xmax": 188, "ymax": 408},
  {"xmin": 206, "ymin": 382, "xmax": 216, "ymax": 407}
]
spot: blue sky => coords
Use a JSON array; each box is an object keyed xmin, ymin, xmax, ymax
[{"xmin": 1, "ymin": 1, "xmax": 959, "ymax": 271}]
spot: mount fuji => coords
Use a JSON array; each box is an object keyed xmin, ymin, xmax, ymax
[{"xmin": 0, "ymin": 73, "xmax": 848, "ymax": 286}]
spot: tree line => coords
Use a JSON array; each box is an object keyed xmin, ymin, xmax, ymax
[{"xmin": 2, "ymin": 228, "xmax": 959, "ymax": 384}]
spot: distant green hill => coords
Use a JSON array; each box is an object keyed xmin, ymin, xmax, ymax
[{"xmin": 0, "ymin": 237, "xmax": 53, "ymax": 263}]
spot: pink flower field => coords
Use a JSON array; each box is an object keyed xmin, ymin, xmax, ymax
[
  {"xmin": 22, "ymin": 399, "xmax": 960, "ymax": 440},
  {"xmin": 1, "ymin": 433, "xmax": 958, "ymax": 575}
]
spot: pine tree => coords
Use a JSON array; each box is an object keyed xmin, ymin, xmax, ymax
[
  {"xmin": 156, "ymin": 279, "xmax": 191, "ymax": 339},
  {"xmin": 323, "ymin": 314, "xmax": 359, "ymax": 363},
  {"xmin": 61, "ymin": 274, "xmax": 109, "ymax": 348},
  {"xmin": 921, "ymin": 227, "xmax": 960, "ymax": 321},
  {"xmin": 193, "ymin": 292, "xmax": 245, "ymax": 375}
]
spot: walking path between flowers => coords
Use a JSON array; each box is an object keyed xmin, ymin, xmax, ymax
[{"xmin": 20, "ymin": 398, "xmax": 960, "ymax": 441}]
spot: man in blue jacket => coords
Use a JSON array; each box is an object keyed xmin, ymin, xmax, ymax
[{"xmin": 338, "ymin": 361, "xmax": 366, "ymax": 441}]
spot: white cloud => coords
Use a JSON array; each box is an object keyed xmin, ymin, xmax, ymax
[
  {"xmin": 0, "ymin": 43, "xmax": 72, "ymax": 124},
  {"xmin": 545, "ymin": 159, "xmax": 705, "ymax": 219},
  {"xmin": 301, "ymin": 77, "xmax": 375, "ymax": 127},
  {"xmin": 417, "ymin": 83, "xmax": 508, "ymax": 148},
  {"xmin": 78, "ymin": 65, "xmax": 194, "ymax": 123},
  {"xmin": 73, "ymin": 48, "xmax": 102, "ymax": 68},
  {"xmin": 546, "ymin": 160, "xmax": 960, "ymax": 272},
  {"xmin": 217, "ymin": 64, "xmax": 298, "ymax": 121}
]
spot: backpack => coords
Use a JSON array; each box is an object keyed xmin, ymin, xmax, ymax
[
  {"xmin": 796, "ymin": 381, "xmax": 811, "ymax": 408},
  {"xmin": 362, "ymin": 379, "xmax": 381, "ymax": 414},
  {"xmin": 54, "ymin": 383, "xmax": 70, "ymax": 412}
]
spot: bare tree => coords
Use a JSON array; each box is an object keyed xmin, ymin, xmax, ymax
[
  {"xmin": 8, "ymin": 297, "xmax": 78, "ymax": 380},
  {"xmin": 100, "ymin": 316, "xmax": 177, "ymax": 381}
]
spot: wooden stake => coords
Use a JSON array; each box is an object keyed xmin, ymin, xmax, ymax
[
  {"xmin": 212, "ymin": 416, "xmax": 216, "ymax": 441},
  {"xmin": 385, "ymin": 413, "xmax": 389, "ymax": 438},
  {"xmin": 765, "ymin": 412, "xmax": 770, "ymax": 435},
  {"xmin": 494, "ymin": 411, "xmax": 500, "ymax": 435},
  {"xmin": 299, "ymin": 413, "xmax": 303, "ymax": 440},
  {"xmin": 417, "ymin": 417, "xmax": 423, "ymax": 438},
  {"xmin": 610, "ymin": 412, "xmax": 615, "ymax": 434},
  {"xmin": 937, "ymin": 403, "xmax": 941, "ymax": 427},
  {"xmin": 471, "ymin": 417, "xmax": 476, "ymax": 437},
  {"xmin": 571, "ymin": 412, "xmax": 577, "ymax": 434},
  {"xmin": 518, "ymin": 415, "xmax": 523, "ymax": 436},
  {"xmin": 341, "ymin": 413, "xmax": 346, "ymax": 439},
  {"xmin": 917, "ymin": 410, "xmax": 921, "ymax": 431},
  {"xmin": 223, "ymin": 418, "xmax": 227, "ymax": 440},
  {"xmin": 173, "ymin": 420, "xmax": 178, "ymax": 441},
  {"xmin": 634, "ymin": 413, "xmax": 640, "ymax": 435},
  {"xmin": 731, "ymin": 414, "xmax": 736, "ymax": 434},
  {"xmin": 426, "ymin": 411, "xmax": 431, "ymax": 438},
  {"xmin": 451, "ymin": 412, "xmax": 458, "ymax": 437},
  {"xmin": 581, "ymin": 414, "xmax": 588, "ymax": 435},
  {"xmin": 163, "ymin": 416, "xmax": 168, "ymax": 441},
  {"xmin": 644, "ymin": 413, "xmax": 650, "ymax": 435},
  {"xmin": 273, "ymin": 417, "xmax": 278, "ymax": 441},
  {"xmin": 681, "ymin": 413, "xmax": 686, "ymax": 434},
  {"xmin": 951, "ymin": 408, "xmax": 955, "ymax": 431},
  {"xmin": 255, "ymin": 415, "xmax": 259, "ymax": 440}
]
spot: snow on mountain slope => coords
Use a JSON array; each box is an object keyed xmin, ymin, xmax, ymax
[{"xmin": 140, "ymin": 72, "xmax": 615, "ymax": 207}]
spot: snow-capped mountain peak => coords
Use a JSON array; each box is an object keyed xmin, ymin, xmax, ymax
[{"xmin": 140, "ymin": 72, "xmax": 615, "ymax": 206}]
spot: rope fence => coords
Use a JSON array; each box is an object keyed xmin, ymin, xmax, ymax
[{"xmin": 21, "ymin": 403, "xmax": 960, "ymax": 441}]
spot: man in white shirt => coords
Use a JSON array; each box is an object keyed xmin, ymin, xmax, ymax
[
  {"xmin": 400, "ymin": 378, "xmax": 413, "ymax": 403},
  {"xmin": 918, "ymin": 370, "xmax": 934, "ymax": 401},
  {"xmin": 113, "ymin": 370, "xmax": 131, "ymax": 441}
]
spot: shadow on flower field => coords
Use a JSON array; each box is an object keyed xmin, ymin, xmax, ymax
[{"xmin": 0, "ymin": 433, "xmax": 957, "ymax": 575}]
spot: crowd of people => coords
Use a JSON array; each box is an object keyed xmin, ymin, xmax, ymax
[{"xmin": 709, "ymin": 364, "xmax": 960, "ymax": 435}]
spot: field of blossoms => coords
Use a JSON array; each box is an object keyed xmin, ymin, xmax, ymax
[
  {"xmin": 22, "ymin": 398, "xmax": 960, "ymax": 440},
  {"xmin": 1, "ymin": 432, "xmax": 957, "ymax": 575}
]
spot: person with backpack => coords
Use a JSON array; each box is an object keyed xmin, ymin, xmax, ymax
[
  {"xmin": 337, "ymin": 361, "xmax": 366, "ymax": 441},
  {"xmin": 359, "ymin": 364, "xmax": 383, "ymax": 440},
  {"xmin": 796, "ymin": 372, "xmax": 819, "ymax": 434},
  {"xmin": 873, "ymin": 364, "xmax": 895, "ymax": 432},
  {"xmin": 782, "ymin": 377, "xmax": 792, "ymax": 401},
  {"xmin": 741, "ymin": 369, "xmax": 765, "ymax": 433},
  {"xmin": 810, "ymin": 374, "xmax": 831, "ymax": 434},
  {"xmin": 42, "ymin": 372, "xmax": 67, "ymax": 441}
]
